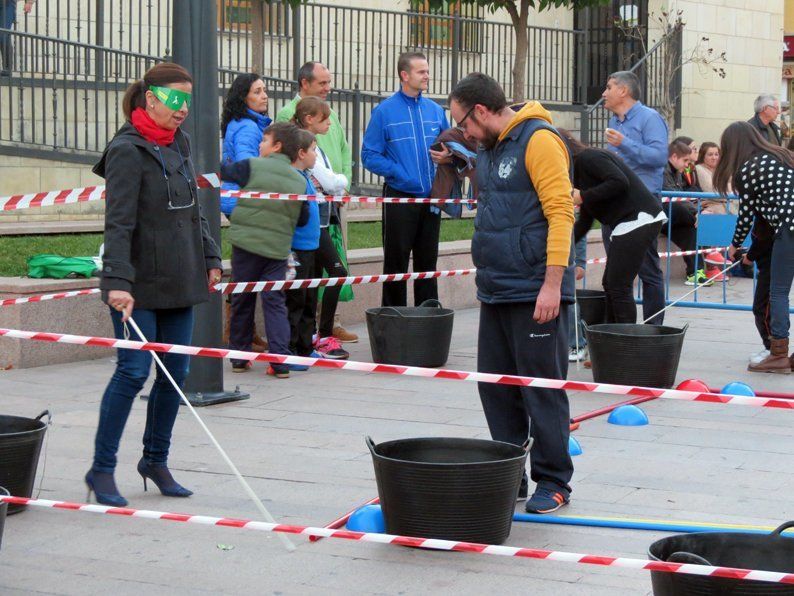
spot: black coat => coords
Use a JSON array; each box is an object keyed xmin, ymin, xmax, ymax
[
  {"xmin": 572, "ymin": 148, "xmax": 664, "ymax": 241},
  {"xmin": 748, "ymin": 113, "xmax": 782, "ymax": 146},
  {"xmin": 93, "ymin": 123, "xmax": 222, "ymax": 310}
]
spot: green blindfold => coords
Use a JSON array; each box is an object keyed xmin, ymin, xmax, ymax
[{"xmin": 149, "ymin": 85, "xmax": 192, "ymax": 110}]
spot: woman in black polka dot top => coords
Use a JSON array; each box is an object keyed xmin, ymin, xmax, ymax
[{"xmin": 713, "ymin": 121, "xmax": 794, "ymax": 374}]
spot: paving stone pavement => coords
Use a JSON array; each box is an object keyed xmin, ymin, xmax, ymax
[{"xmin": 0, "ymin": 278, "xmax": 792, "ymax": 595}]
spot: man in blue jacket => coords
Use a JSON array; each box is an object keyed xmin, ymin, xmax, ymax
[
  {"xmin": 602, "ymin": 70, "xmax": 668, "ymax": 325},
  {"xmin": 362, "ymin": 52, "xmax": 449, "ymax": 306}
]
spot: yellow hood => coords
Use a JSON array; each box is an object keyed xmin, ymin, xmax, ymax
[{"xmin": 498, "ymin": 101, "xmax": 554, "ymax": 141}]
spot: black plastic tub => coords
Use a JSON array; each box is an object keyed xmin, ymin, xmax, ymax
[
  {"xmin": 0, "ymin": 487, "xmax": 7, "ymax": 549},
  {"xmin": 367, "ymin": 436, "xmax": 529, "ymax": 544},
  {"xmin": 575, "ymin": 289, "xmax": 607, "ymax": 326},
  {"xmin": 648, "ymin": 521, "xmax": 794, "ymax": 595},
  {"xmin": 585, "ymin": 323, "xmax": 687, "ymax": 389},
  {"xmin": 366, "ymin": 299, "xmax": 454, "ymax": 368},
  {"xmin": 0, "ymin": 411, "xmax": 49, "ymax": 515}
]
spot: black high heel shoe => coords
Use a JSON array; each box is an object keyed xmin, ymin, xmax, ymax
[
  {"xmin": 85, "ymin": 470, "xmax": 128, "ymax": 507},
  {"xmin": 137, "ymin": 458, "xmax": 193, "ymax": 497}
]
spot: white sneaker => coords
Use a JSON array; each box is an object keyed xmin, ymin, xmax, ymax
[
  {"xmin": 568, "ymin": 347, "xmax": 586, "ymax": 362},
  {"xmin": 749, "ymin": 348, "xmax": 770, "ymax": 365}
]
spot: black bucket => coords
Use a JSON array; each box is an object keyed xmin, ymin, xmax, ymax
[
  {"xmin": 0, "ymin": 487, "xmax": 8, "ymax": 550},
  {"xmin": 648, "ymin": 521, "xmax": 794, "ymax": 595},
  {"xmin": 575, "ymin": 289, "xmax": 607, "ymax": 326},
  {"xmin": 366, "ymin": 435, "xmax": 529, "ymax": 544},
  {"xmin": 366, "ymin": 299, "xmax": 454, "ymax": 368},
  {"xmin": 585, "ymin": 323, "xmax": 687, "ymax": 389},
  {"xmin": 0, "ymin": 411, "xmax": 50, "ymax": 515}
]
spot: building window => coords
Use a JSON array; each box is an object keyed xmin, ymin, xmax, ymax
[
  {"xmin": 409, "ymin": 1, "xmax": 483, "ymax": 52},
  {"xmin": 217, "ymin": 0, "xmax": 289, "ymax": 36}
]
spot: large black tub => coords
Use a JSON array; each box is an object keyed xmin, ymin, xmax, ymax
[
  {"xmin": 585, "ymin": 323, "xmax": 687, "ymax": 388},
  {"xmin": 366, "ymin": 299, "xmax": 454, "ymax": 368},
  {"xmin": 0, "ymin": 411, "xmax": 49, "ymax": 515},
  {"xmin": 367, "ymin": 436, "xmax": 528, "ymax": 544},
  {"xmin": 575, "ymin": 289, "xmax": 607, "ymax": 326},
  {"xmin": 648, "ymin": 522, "xmax": 794, "ymax": 595}
]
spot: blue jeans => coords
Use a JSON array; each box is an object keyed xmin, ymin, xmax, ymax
[
  {"xmin": 0, "ymin": 1, "xmax": 17, "ymax": 71},
  {"xmin": 769, "ymin": 228, "xmax": 794, "ymax": 340},
  {"xmin": 568, "ymin": 303, "xmax": 586, "ymax": 350},
  {"xmin": 92, "ymin": 306, "xmax": 194, "ymax": 473}
]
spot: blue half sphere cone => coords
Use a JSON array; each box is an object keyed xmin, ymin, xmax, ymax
[
  {"xmin": 569, "ymin": 436, "xmax": 583, "ymax": 456},
  {"xmin": 607, "ymin": 404, "xmax": 649, "ymax": 426},
  {"xmin": 346, "ymin": 504, "xmax": 386, "ymax": 533},
  {"xmin": 721, "ymin": 381, "xmax": 755, "ymax": 397}
]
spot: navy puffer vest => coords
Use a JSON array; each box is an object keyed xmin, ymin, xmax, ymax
[{"xmin": 472, "ymin": 118, "xmax": 575, "ymax": 304}]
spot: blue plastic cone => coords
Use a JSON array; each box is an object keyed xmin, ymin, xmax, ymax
[
  {"xmin": 569, "ymin": 436, "xmax": 583, "ymax": 456},
  {"xmin": 607, "ymin": 404, "xmax": 649, "ymax": 426},
  {"xmin": 720, "ymin": 381, "xmax": 755, "ymax": 397},
  {"xmin": 346, "ymin": 504, "xmax": 386, "ymax": 533}
]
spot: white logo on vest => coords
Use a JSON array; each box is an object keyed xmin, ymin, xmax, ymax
[{"xmin": 498, "ymin": 156, "xmax": 517, "ymax": 179}]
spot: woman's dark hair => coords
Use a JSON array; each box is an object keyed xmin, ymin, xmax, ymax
[
  {"xmin": 696, "ymin": 142, "xmax": 719, "ymax": 165},
  {"xmin": 556, "ymin": 128, "xmax": 588, "ymax": 158},
  {"xmin": 122, "ymin": 63, "xmax": 193, "ymax": 120},
  {"xmin": 263, "ymin": 122, "xmax": 302, "ymax": 162},
  {"xmin": 713, "ymin": 121, "xmax": 794, "ymax": 195},
  {"xmin": 291, "ymin": 97, "xmax": 331, "ymax": 129},
  {"xmin": 220, "ymin": 73, "xmax": 264, "ymax": 137}
]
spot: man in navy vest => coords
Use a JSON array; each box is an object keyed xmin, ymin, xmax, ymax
[
  {"xmin": 362, "ymin": 52, "xmax": 449, "ymax": 307},
  {"xmin": 449, "ymin": 73, "xmax": 575, "ymax": 514}
]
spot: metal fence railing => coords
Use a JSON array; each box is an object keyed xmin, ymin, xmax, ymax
[
  {"xmin": 580, "ymin": 25, "xmax": 682, "ymax": 147},
  {"xmin": 0, "ymin": 30, "xmax": 161, "ymax": 156},
  {"xmin": 0, "ymin": 30, "xmax": 395, "ymax": 192},
  {"xmin": 6, "ymin": 0, "xmax": 584, "ymax": 103}
]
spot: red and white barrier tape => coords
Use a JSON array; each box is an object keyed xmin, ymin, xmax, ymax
[
  {"xmin": 0, "ymin": 174, "xmax": 220, "ymax": 212},
  {"xmin": 0, "ymin": 248, "xmax": 731, "ymax": 309},
  {"xmin": 0, "ymin": 288, "xmax": 101, "ymax": 308},
  {"xmin": 584, "ymin": 247, "xmax": 727, "ymax": 265},
  {"xmin": 219, "ymin": 190, "xmax": 476, "ymax": 204},
  {"xmin": 0, "ymin": 270, "xmax": 474, "ymax": 308},
  {"xmin": 1, "ymin": 496, "xmax": 790, "ymax": 585},
  {"xmin": 660, "ymin": 196, "xmax": 698, "ymax": 203},
  {"xmin": 216, "ymin": 268, "xmax": 475, "ymax": 294},
  {"xmin": 0, "ymin": 325, "xmax": 791, "ymax": 410}
]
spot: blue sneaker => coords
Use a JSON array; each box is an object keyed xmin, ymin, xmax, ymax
[
  {"xmin": 286, "ymin": 362, "xmax": 309, "ymax": 372},
  {"xmin": 525, "ymin": 487, "xmax": 570, "ymax": 514}
]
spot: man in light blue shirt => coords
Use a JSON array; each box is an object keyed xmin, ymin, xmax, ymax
[{"xmin": 602, "ymin": 70, "xmax": 668, "ymax": 324}]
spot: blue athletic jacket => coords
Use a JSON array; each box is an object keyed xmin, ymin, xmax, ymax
[
  {"xmin": 221, "ymin": 109, "xmax": 272, "ymax": 215},
  {"xmin": 361, "ymin": 89, "xmax": 449, "ymax": 196},
  {"xmin": 291, "ymin": 171, "xmax": 320, "ymax": 251}
]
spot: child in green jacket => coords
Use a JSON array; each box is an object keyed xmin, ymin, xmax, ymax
[{"xmin": 223, "ymin": 122, "xmax": 310, "ymax": 378}]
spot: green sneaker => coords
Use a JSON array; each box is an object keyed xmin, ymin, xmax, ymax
[{"xmin": 685, "ymin": 269, "xmax": 713, "ymax": 287}]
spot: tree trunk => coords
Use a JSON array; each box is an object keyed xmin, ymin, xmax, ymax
[
  {"xmin": 251, "ymin": 0, "xmax": 264, "ymax": 75},
  {"xmin": 506, "ymin": 0, "xmax": 530, "ymax": 102}
]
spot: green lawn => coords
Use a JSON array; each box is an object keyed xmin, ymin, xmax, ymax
[{"xmin": 0, "ymin": 219, "xmax": 476, "ymax": 277}]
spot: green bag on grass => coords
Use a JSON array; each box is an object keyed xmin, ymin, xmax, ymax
[
  {"xmin": 318, "ymin": 224, "xmax": 354, "ymax": 303},
  {"xmin": 27, "ymin": 254, "xmax": 99, "ymax": 279}
]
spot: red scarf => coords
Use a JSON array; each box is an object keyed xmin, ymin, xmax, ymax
[{"xmin": 131, "ymin": 107, "xmax": 176, "ymax": 146}]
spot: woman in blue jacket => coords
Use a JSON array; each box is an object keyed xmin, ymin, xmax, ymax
[{"xmin": 220, "ymin": 73, "xmax": 272, "ymax": 216}]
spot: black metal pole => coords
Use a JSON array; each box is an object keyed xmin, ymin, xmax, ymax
[{"xmin": 171, "ymin": 0, "xmax": 247, "ymax": 406}]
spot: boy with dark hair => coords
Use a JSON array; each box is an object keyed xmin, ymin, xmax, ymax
[
  {"xmin": 222, "ymin": 122, "xmax": 312, "ymax": 378},
  {"xmin": 662, "ymin": 140, "xmax": 709, "ymax": 286}
]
